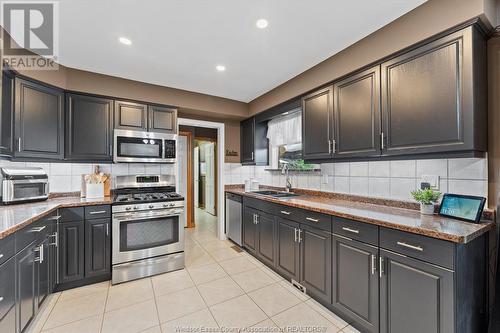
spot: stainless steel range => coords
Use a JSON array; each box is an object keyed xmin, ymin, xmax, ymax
[{"xmin": 112, "ymin": 175, "xmax": 185, "ymax": 284}]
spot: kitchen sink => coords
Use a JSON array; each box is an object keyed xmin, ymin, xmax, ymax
[{"xmin": 253, "ymin": 190, "xmax": 300, "ymax": 198}]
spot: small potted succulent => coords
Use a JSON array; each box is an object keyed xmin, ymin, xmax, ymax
[{"xmin": 411, "ymin": 188, "xmax": 441, "ymax": 215}]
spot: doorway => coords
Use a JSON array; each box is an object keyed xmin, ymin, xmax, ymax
[{"xmin": 178, "ymin": 119, "xmax": 225, "ymax": 240}]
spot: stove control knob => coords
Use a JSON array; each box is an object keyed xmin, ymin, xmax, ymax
[
  {"xmin": 133, "ymin": 206, "xmax": 139, "ymax": 210},
  {"xmin": 163, "ymin": 204, "xmax": 168, "ymax": 208},
  {"xmin": 170, "ymin": 203, "xmax": 175, "ymax": 207},
  {"xmin": 125, "ymin": 207, "xmax": 131, "ymax": 211},
  {"xmin": 149, "ymin": 205, "xmax": 154, "ymax": 209}
]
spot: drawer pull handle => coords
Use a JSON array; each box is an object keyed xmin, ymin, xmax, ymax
[
  {"xmin": 31, "ymin": 226, "xmax": 46, "ymax": 233},
  {"xmin": 342, "ymin": 227, "xmax": 359, "ymax": 234},
  {"xmin": 47, "ymin": 215, "xmax": 62, "ymax": 221},
  {"xmin": 0, "ymin": 254, "xmax": 3, "ymax": 259},
  {"xmin": 306, "ymin": 217, "xmax": 319, "ymax": 223},
  {"xmin": 89, "ymin": 210, "xmax": 107, "ymax": 215},
  {"xmin": 397, "ymin": 241, "xmax": 424, "ymax": 252},
  {"xmin": 0, "ymin": 296, "xmax": 3, "ymax": 302},
  {"xmin": 280, "ymin": 211, "xmax": 291, "ymax": 215}
]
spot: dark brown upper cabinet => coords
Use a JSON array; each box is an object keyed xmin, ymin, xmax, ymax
[
  {"xmin": 241, "ymin": 117, "xmax": 255, "ymax": 164},
  {"xmin": 148, "ymin": 105, "xmax": 177, "ymax": 134},
  {"xmin": 66, "ymin": 93, "xmax": 113, "ymax": 162},
  {"xmin": 381, "ymin": 25, "xmax": 486, "ymax": 156},
  {"xmin": 333, "ymin": 66, "xmax": 381, "ymax": 158},
  {"xmin": 0, "ymin": 69, "xmax": 14, "ymax": 157},
  {"xmin": 114, "ymin": 100, "xmax": 148, "ymax": 131},
  {"xmin": 14, "ymin": 77, "xmax": 64, "ymax": 160},
  {"xmin": 302, "ymin": 86, "xmax": 333, "ymax": 160}
]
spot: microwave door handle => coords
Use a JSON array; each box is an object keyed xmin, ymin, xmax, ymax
[{"xmin": 114, "ymin": 212, "xmax": 181, "ymax": 222}]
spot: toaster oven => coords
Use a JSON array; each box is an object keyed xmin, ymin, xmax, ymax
[{"xmin": 0, "ymin": 167, "xmax": 49, "ymax": 204}]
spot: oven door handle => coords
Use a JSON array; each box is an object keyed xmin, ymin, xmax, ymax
[{"xmin": 113, "ymin": 211, "xmax": 182, "ymax": 222}]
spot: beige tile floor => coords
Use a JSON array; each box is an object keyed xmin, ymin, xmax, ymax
[{"xmin": 27, "ymin": 208, "xmax": 360, "ymax": 333}]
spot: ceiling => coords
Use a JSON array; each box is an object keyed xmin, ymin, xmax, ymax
[{"xmin": 52, "ymin": 0, "xmax": 426, "ymax": 102}]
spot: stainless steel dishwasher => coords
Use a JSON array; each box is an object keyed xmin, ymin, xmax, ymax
[{"xmin": 225, "ymin": 193, "xmax": 242, "ymax": 246}]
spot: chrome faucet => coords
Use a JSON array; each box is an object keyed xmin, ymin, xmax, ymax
[{"xmin": 281, "ymin": 163, "xmax": 292, "ymax": 192}]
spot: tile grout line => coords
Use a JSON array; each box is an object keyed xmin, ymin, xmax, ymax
[
  {"xmin": 149, "ymin": 278, "xmax": 164, "ymax": 333},
  {"xmin": 36, "ymin": 291, "xmax": 62, "ymax": 332},
  {"xmin": 99, "ymin": 282, "xmax": 111, "ymax": 333}
]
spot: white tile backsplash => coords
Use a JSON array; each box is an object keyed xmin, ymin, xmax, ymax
[
  {"xmin": 224, "ymin": 155, "xmax": 488, "ymax": 202},
  {"xmin": 0, "ymin": 159, "xmax": 179, "ymax": 193}
]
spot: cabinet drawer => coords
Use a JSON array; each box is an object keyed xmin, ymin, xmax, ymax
[
  {"xmin": 85, "ymin": 205, "xmax": 111, "ymax": 220},
  {"xmin": 380, "ymin": 228, "xmax": 455, "ymax": 270},
  {"xmin": 16, "ymin": 220, "xmax": 44, "ymax": 251},
  {"xmin": 243, "ymin": 197, "xmax": 276, "ymax": 215},
  {"xmin": 297, "ymin": 210, "xmax": 331, "ymax": 232},
  {"xmin": 0, "ymin": 257, "xmax": 15, "ymax": 322},
  {"xmin": 333, "ymin": 217, "xmax": 378, "ymax": 246},
  {"xmin": 60, "ymin": 207, "xmax": 84, "ymax": 222},
  {"xmin": 0, "ymin": 234, "xmax": 15, "ymax": 265}
]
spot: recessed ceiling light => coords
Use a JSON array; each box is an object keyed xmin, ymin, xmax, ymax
[
  {"xmin": 256, "ymin": 19, "xmax": 268, "ymax": 29},
  {"xmin": 118, "ymin": 37, "xmax": 132, "ymax": 45},
  {"xmin": 215, "ymin": 65, "xmax": 226, "ymax": 72}
]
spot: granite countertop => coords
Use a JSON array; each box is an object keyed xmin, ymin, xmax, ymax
[
  {"xmin": 226, "ymin": 187, "xmax": 495, "ymax": 244},
  {"xmin": 0, "ymin": 196, "xmax": 113, "ymax": 239}
]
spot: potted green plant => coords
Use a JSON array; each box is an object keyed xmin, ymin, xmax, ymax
[{"xmin": 410, "ymin": 188, "xmax": 441, "ymax": 215}]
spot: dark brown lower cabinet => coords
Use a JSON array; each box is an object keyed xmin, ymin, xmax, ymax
[
  {"xmin": 332, "ymin": 236, "xmax": 379, "ymax": 333},
  {"xmin": 36, "ymin": 237, "xmax": 51, "ymax": 307},
  {"xmin": 0, "ymin": 257, "xmax": 16, "ymax": 333},
  {"xmin": 16, "ymin": 242, "xmax": 37, "ymax": 333},
  {"xmin": 85, "ymin": 218, "xmax": 111, "ymax": 278},
  {"xmin": 59, "ymin": 220, "xmax": 85, "ymax": 284},
  {"xmin": 299, "ymin": 224, "xmax": 332, "ymax": 305},
  {"xmin": 255, "ymin": 211, "xmax": 276, "ymax": 267},
  {"xmin": 276, "ymin": 218, "xmax": 300, "ymax": 281},
  {"xmin": 379, "ymin": 249, "xmax": 454, "ymax": 333},
  {"xmin": 243, "ymin": 206, "xmax": 258, "ymax": 254}
]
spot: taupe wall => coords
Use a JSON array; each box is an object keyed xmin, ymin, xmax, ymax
[{"xmin": 248, "ymin": 0, "xmax": 496, "ymax": 115}]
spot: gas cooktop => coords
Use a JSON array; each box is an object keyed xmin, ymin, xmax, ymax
[{"xmin": 114, "ymin": 191, "xmax": 183, "ymax": 204}]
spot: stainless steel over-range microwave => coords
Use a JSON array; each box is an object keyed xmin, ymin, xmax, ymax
[{"xmin": 113, "ymin": 129, "xmax": 177, "ymax": 163}]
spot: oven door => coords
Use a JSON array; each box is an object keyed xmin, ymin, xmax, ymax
[{"xmin": 112, "ymin": 209, "xmax": 184, "ymax": 264}]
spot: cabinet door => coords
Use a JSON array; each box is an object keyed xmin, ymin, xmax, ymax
[
  {"xmin": 380, "ymin": 249, "xmax": 454, "ymax": 333},
  {"xmin": 300, "ymin": 224, "xmax": 332, "ymax": 304},
  {"xmin": 59, "ymin": 221, "xmax": 84, "ymax": 283},
  {"xmin": 242, "ymin": 206, "xmax": 258, "ymax": 254},
  {"xmin": 114, "ymin": 100, "xmax": 147, "ymax": 131},
  {"xmin": 0, "ymin": 257, "xmax": 16, "ymax": 333},
  {"xmin": 66, "ymin": 93, "xmax": 113, "ymax": 161},
  {"xmin": 14, "ymin": 78, "xmax": 64, "ymax": 159},
  {"xmin": 256, "ymin": 211, "xmax": 276, "ymax": 268},
  {"xmin": 240, "ymin": 117, "xmax": 255, "ymax": 164},
  {"xmin": 0, "ymin": 70, "xmax": 14, "ymax": 156},
  {"xmin": 333, "ymin": 66, "xmax": 381, "ymax": 158},
  {"xmin": 302, "ymin": 86, "xmax": 333, "ymax": 160},
  {"xmin": 332, "ymin": 236, "xmax": 379, "ymax": 333},
  {"xmin": 85, "ymin": 218, "xmax": 111, "ymax": 278},
  {"xmin": 36, "ymin": 238, "xmax": 50, "ymax": 308},
  {"xmin": 16, "ymin": 242, "xmax": 37, "ymax": 333},
  {"xmin": 381, "ymin": 28, "xmax": 478, "ymax": 155},
  {"xmin": 276, "ymin": 218, "xmax": 300, "ymax": 281},
  {"xmin": 148, "ymin": 105, "xmax": 177, "ymax": 133},
  {"xmin": 48, "ymin": 223, "xmax": 58, "ymax": 292}
]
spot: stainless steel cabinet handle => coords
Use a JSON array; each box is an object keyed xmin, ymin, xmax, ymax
[
  {"xmin": 35, "ymin": 245, "xmax": 44, "ymax": 263},
  {"xmin": 89, "ymin": 210, "xmax": 107, "ymax": 215},
  {"xmin": 298, "ymin": 229, "xmax": 302, "ymax": 243},
  {"xmin": 106, "ymin": 224, "xmax": 109, "ymax": 236},
  {"xmin": 379, "ymin": 257, "xmax": 384, "ymax": 277},
  {"xmin": 251, "ymin": 152, "xmax": 254, "ymax": 160},
  {"xmin": 328, "ymin": 140, "xmax": 332, "ymax": 154},
  {"xmin": 332, "ymin": 139, "xmax": 336, "ymax": 154},
  {"xmin": 46, "ymin": 215, "xmax": 62, "ymax": 221},
  {"xmin": 255, "ymin": 215, "xmax": 259, "ymax": 224},
  {"xmin": 294, "ymin": 228, "xmax": 298, "ymax": 242},
  {"xmin": 381, "ymin": 132, "xmax": 385, "ymax": 150},
  {"xmin": 280, "ymin": 210, "xmax": 291, "ymax": 215},
  {"xmin": 0, "ymin": 254, "xmax": 3, "ymax": 259},
  {"xmin": 31, "ymin": 226, "xmax": 46, "ymax": 233},
  {"xmin": 342, "ymin": 227, "xmax": 359, "ymax": 234},
  {"xmin": 305, "ymin": 217, "xmax": 319, "ymax": 223},
  {"xmin": 397, "ymin": 241, "xmax": 424, "ymax": 252},
  {"xmin": 49, "ymin": 232, "xmax": 58, "ymax": 247},
  {"xmin": 0, "ymin": 296, "xmax": 3, "ymax": 302},
  {"xmin": 371, "ymin": 254, "xmax": 377, "ymax": 275},
  {"xmin": 17, "ymin": 137, "xmax": 21, "ymax": 152}
]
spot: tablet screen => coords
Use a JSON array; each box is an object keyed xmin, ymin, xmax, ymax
[{"xmin": 439, "ymin": 194, "xmax": 486, "ymax": 223}]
